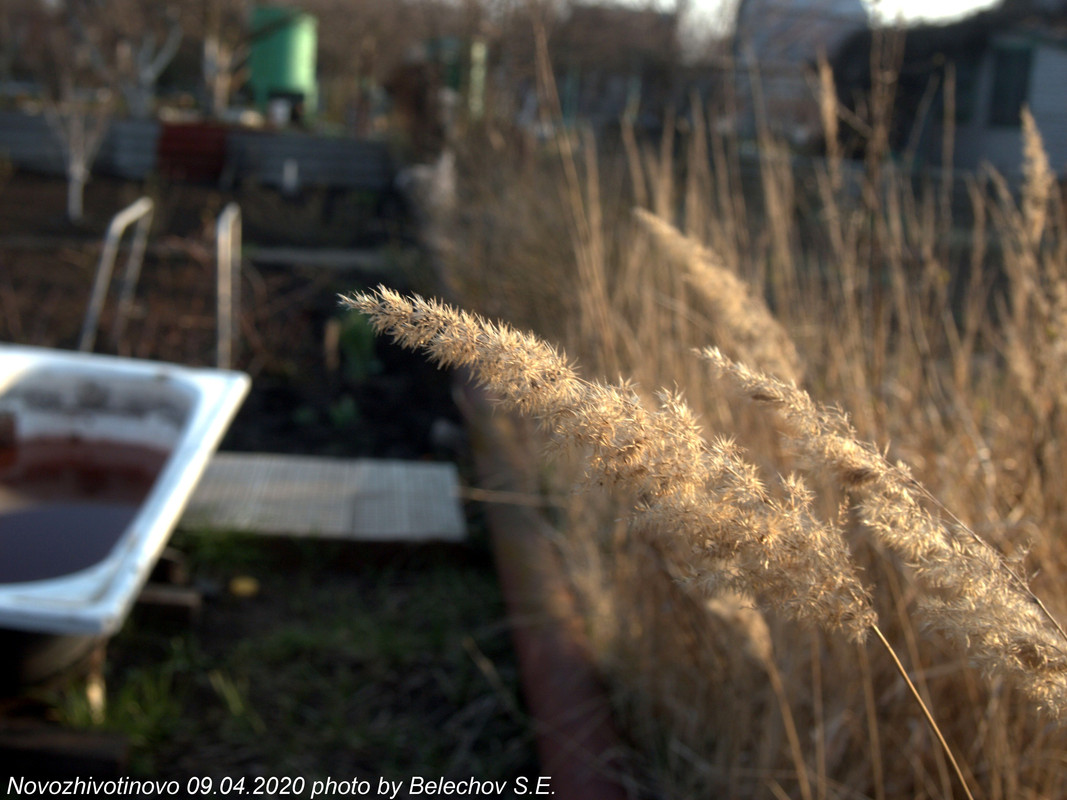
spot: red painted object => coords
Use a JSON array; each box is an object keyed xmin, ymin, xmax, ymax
[
  {"xmin": 156, "ymin": 122, "xmax": 229, "ymax": 183},
  {"xmin": 458, "ymin": 381, "xmax": 633, "ymax": 800}
]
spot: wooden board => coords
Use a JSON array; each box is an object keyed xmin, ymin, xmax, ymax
[{"xmin": 182, "ymin": 453, "xmax": 466, "ymax": 542}]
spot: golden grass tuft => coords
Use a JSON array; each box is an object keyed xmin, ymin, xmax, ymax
[
  {"xmin": 634, "ymin": 208, "xmax": 804, "ymax": 384},
  {"xmin": 345, "ymin": 286, "xmax": 1067, "ymax": 721},
  {"xmin": 360, "ymin": 57, "xmax": 1067, "ymax": 792},
  {"xmin": 703, "ymin": 346, "xmax": 1067, "ymax": 719},
  {"xmin": 345, "ymin": 287, "xmax": 875, "ymax": 642}
]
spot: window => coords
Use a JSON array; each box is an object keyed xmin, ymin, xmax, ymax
[
  {"xmin": 988, "ymin": 45, "xmax": 1032, "ymax": 127},
  {"xmin": 951, "ymin": 56, "xmax": 980, "ymax": 125}
]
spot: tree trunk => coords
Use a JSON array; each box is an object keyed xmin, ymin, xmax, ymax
[
  {"xmin": 67, "ymin": 162, "xmax": 88, "ymax": 224},
  {"xmin": 46, "ymin": 106, "xmax": 110, "ymax": 224}
]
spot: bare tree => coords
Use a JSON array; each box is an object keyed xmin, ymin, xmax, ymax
[
  {"xmin": 33, "ymin": 4, "xmax": 115, "ymax": 224},
  {"xmin": 113, "ymin": 6, "xmax": 182, "ymax": 118},
  {"xmin": 200, "ymin": 0, "xmax": 247, "ymax": 117},
  {"xmin": 29, "ymin": 0, "xmax": 190, "ymax": 222},
  {"xmin": 72, "ymin": 0, "xmax": 182, "ymax": 118},
  {"xmin": 0, "ymin": 0, "xmax": 35, "ymax": 85},
  {"xmin": 45, "ymin": 89, "xmax": 113, "ymax": 223}
]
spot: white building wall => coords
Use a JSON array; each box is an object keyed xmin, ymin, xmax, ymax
[
  {"xmin": 1026, "ymin": 45, "xmax": 1067, "ymax": 174},
  {"xmin": 954, "ymin": 39, "xmax": 1067, "ymax": 179},
  {"xmin": 734, "ymin": 0, "xmax": 868, "ymax": 141}
]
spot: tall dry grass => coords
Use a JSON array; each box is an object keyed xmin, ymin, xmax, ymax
[{"xmin": 351, "ymin": 55, "xmax": 1067, "ymax": 799}]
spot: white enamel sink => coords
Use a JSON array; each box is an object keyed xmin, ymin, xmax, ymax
[{"xmin": 0, "ymin": 344, "xmax": 249, "ymax": 638}]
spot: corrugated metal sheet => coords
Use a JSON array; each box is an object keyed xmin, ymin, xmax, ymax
[
  {"xmin": 0, "ymin": 112, "xmax": 159, "ymax": 179},
  {"xmin": 228, "ymin": 129, "xmax": 393, "ymax": 191},
  {"xmin": 0, "ymin": 110, "xmax": 65, "ymax": 175},
  {"xmin": 100, "ymin": 119, "xmax": 161, "ymax": 180},
  {"xmin": 0, "ymin": 110, "xmax": 393, "ymax": 190}
]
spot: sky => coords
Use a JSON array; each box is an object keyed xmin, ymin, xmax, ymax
[
  {"xmin": 862, "ymin": 0, "xmax": 1001, "ymax": 23},
  {"xmin": 631, "ymin": 0, "xmax": 1003, "ymax": 32}
]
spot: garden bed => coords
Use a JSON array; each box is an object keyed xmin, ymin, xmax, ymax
[{"xmin": 0, "ymin": 170, "xmax": 538, "ymax": 782}]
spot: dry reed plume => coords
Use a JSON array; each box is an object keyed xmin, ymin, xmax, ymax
[
  {"xmin": 344, "ymin": 286, "xmax": 874, "ymax": 642},
  {"xmin": 633, "ymin": 206, "xmax": 804, "ymax": 384},
  {"xmin": 703, "ymin": 348, "xmax": 1067, "ymax": 719},
  {"xmin": 343, "ymin": 284, "xmax": 1067, "ymax": 722},
  {"xmin": 417, "ymin": 54, "xmax": 1067, "ymax": 791}
]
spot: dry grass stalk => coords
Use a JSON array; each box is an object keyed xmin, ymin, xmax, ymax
[
  {"xmin": 344, "ymin": 286, "xmax": 875, "ymax": 643},
  {"xmin": 703, "ymin": 347, "xmax": 1067, "ymax": 718},
  {"xmin": 385, "ymin": 64, "xmax": 1067, "ymax": 790},
  {"xmin": 344, "ymin": 287, "xmax": 994, "ymax": 797},
  {"xmin": 988, "ymin": 110, "xmax": 1067, "ymax": 527},
  {"xmin": 1021, "ymin": 107, "xmax": 1054, "ymax": 248},
  {"xmin": 532, "ymin": 23, "xmax": 619, "ymax": 374},
  {"xmin": 634, "ymin": 208, "xmax": 804, "ymax": 384},
  {"xmin": 816, "ymin": 53, "xmax": 842, "ymax": 197}
]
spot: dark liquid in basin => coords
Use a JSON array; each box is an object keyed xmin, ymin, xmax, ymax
[{"xmin": 0, "ymin": 438, "xmax": 169, "ymax": 584}]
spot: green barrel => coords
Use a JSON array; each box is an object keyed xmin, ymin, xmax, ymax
[{"xmin": 248, "ymin": 5, "xmax": 318, "ymax": 116}]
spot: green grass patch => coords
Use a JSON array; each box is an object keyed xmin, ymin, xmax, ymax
[{"xmin": 46, "ymin": 536, "xmax": 536, "ymax": 779}]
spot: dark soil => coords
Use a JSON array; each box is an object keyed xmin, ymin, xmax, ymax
[
  {"xmin": 110, "ymin": 537, "xmax": 536, "ymax": 785},
  {"xmin": 0, "ymin": 171, "xmax": 459, "ymax": 461},
  {"xmin": 0, "ymin": 169, "xmax": 538, "ymax": 783}
]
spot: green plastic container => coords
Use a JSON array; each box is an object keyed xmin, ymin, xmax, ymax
[{"xmin": 248, "ymin": 5, "xmax": 318, "ymax": 116}]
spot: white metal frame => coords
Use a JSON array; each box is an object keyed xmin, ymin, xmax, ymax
[
  {"xmin": 216, "ymin": 202, "xmax": 242, "ymax": 370},
  {"xmin": 78, "ymin": 196, "xmax": 154, "ymax": 353}
]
